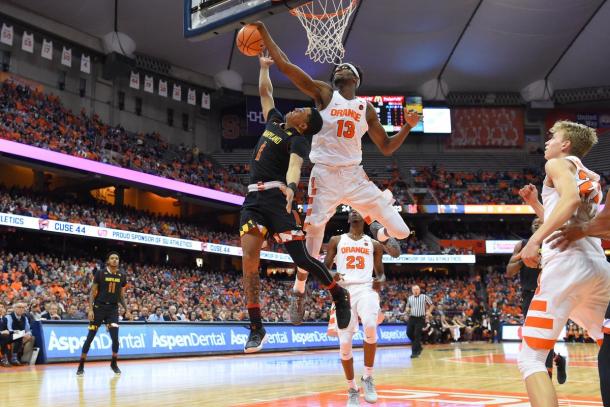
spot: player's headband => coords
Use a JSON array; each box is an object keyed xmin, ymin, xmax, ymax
[{"xmin": 334, "ymin": 63, "xmax": 360, "ymax": 87}]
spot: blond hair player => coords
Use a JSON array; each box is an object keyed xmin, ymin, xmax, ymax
[
  {"xmin": 252, "ymin": 22, "xmax": 418, "ymax": 325},
  {"xmin": 516, "ymin": 121, "xmax": 610, "ymax": 407},
  {"xmin": 325, "ymin": 210, "xmax": 386, "ymax": 406}
]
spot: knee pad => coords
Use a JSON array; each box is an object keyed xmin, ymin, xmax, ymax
[
  {"xmin": 518, "ymin": 340, "xmax": 551, "ymax": 379},
  {"xmin": 339, "ymin": 339, "xmax": 353, "ymax": 361},
  {"xmin": 363, "ymin": 324, "xmax": 378, "ymax": 344}
]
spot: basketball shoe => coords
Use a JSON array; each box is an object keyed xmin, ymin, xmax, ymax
[
  {"xmin": 369, "ymin": 221, "xmax": 401, "ymax": 257},
  {"xmin": 361, "ymin": 376, "xmax": 378, "ymax": 403},
  {"xmin": 244, "ymin": 324, "xmax": 268, "ymax": 353},
  {"xmin": 347, "ymin": 387, "xmax": 360, "ymax": 406},
  {"xmin": 110, "ymin": 361, "xmax": 121, "ymax": 375}
]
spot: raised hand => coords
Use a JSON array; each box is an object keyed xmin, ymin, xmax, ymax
[
  {"xmin": 259, "ymin": 49, "xmax": 274, "ymax": 68},
  {"xmin": 518, "ymin": 183, "xmax": 539, "ymax": 205},
  {"xmin": 404, "ymin": 109, "xmax": 421, "ymax": 129}
]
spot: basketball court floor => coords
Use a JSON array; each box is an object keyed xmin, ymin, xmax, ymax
[{"xmin": 3, "ymin": 342, "xmax": 602, "ymax": 406}]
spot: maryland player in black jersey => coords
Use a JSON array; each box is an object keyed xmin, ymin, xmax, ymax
[
  {"xmin": 76, "ymin": 252, "xmax": 128, "ymax": 376},
  {"xmin": 240, "ymin": 53, "xmax": 351, "ymax": 353},
  {"xmin": 506, "ymin": 216, "xmax": 566, "ymax": 384}
]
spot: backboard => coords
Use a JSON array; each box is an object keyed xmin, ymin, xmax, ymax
[{"xmin": 184, "ymin": 0, "xmax": 307, "ymax": 40}]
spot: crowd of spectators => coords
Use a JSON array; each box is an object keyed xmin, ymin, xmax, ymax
[
  {"xmin": 411, "ymin": 166, "xmax": 545, "ymax": 204},
  {"xmin": 0, "ymin": 81, "xmax": 246, "ymax": 195},
  {"xmin": 0, "ymin": 250, "xmax": 526, "ymax": 327},
  {"xmin": 0, "ymin": 185, "xmax": 242, "ymax": 246},
  {"xmin": 0, "ymin": 185, "xmax": 433, "ymax": 254}
]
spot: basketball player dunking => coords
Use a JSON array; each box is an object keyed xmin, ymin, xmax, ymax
[
  {"xmin": 239, "ymin": 54, "xmax": 352, "ymax": 353},
  {"xmin": 325, "ymin": 210, "xmax": 385, "ymax": 406},
  {"xmin": 253, "ymin": 22, "xmax": 419, "ymax": 324},
  {"xmin": 77, "ymin": 252, "xmax": 128, "ymax": 376},
  {"xmin": 515, "ymin": 121, "xmax": 610, "ymax": 407}
]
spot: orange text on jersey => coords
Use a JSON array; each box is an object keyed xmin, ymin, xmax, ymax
[
  {"xmin": 341, "ymin": 246, "xmax": 370, "ymax": 255},
  {"xmin": 330, "ymin": 108, "xmax": 361, "ymax": 121}
]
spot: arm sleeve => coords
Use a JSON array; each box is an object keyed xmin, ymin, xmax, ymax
[
  {"xmin": 426, "ymin": 295, "xmax": 433, "ymax": 305},
  {"xmin": 290, "ymin": 136, "xmax": 310, "ymax": 159},
  {"xmin": 121, "ymin": 273, "xmax": 127, "ymax": 288},
  {"xmin": 266, "ymin": 108, "xmax": 284, "ymax": 124}
]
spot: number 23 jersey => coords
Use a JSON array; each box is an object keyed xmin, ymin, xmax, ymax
[
  {"xmin": 311, "ymin": 91, "xmax": 369, "ymax": 166},
  {"xmin": 335, "ymin": 234, "xmax": 375, "ymax": 286}
]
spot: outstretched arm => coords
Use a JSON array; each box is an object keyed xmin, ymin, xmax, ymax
[
  {"xmin": 259, "ymin": 54, "xmax": 275, "ymax": 121},
  {"xmin": 366, "ymin": 103, "xmax": 420, "ymax": 156},
  {"xmin": 253, "ymin": 22, "xmax": 332, "ymax": 108}
]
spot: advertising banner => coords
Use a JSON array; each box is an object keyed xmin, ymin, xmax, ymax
[{"xmin": 38, "ymin": 322, "xmax": 410, "ymax": 362}]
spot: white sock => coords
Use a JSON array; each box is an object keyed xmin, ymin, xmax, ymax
[
  {"xmin": 347, "ymin": 379, "xmax": 358, "ymax": 390},
  {"xmin": 376, "ymin": 227, "xmax": 389, "ymax": 243},
  {"xmin": 293, "ymin": 278, "xmax": 306, "ymax": 294},
  {"xmin": 363, "ymin": 366, "xmax": 374, "ymax": 379}
]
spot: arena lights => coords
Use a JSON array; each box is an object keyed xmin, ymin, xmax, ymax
[{"xmin": 0, "ymin": 139, "xmax": 245, "ymax": 206}]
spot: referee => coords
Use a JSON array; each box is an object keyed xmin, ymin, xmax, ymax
[{"xmin": 406, "ymin": 285, "xmax": 433, "ymax": 358}]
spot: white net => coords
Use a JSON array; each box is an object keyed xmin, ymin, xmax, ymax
[{"xmin": 290, "ymin": 0, "xmax": 358, "ymax": 64}]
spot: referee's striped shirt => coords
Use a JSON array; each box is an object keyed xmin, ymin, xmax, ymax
[{"xmin": 408, "ymin": 294, "xmax": 433, "ymax": 317}]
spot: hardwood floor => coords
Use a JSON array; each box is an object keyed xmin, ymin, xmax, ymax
[{"xmin": 1, "ymin": 342, "xmax": 602, "ymax": 406}]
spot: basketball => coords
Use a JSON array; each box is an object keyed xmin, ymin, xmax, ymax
[{"xmin": 236, "ymin": 24, "xmax": 264, "ymax": 57}]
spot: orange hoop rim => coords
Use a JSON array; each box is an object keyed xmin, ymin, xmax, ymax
[{"xmin": 289, "ymin": 0, "xmax": 358, "ymax": 20}]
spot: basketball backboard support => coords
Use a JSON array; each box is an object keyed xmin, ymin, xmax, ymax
[{"xmin": 184, "ymin": 0, "xmax": 307, "ymax": 41}]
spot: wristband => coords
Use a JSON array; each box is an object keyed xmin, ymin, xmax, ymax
[{"xmin": 287, "ymin": 182, "xmax": 298, "ymax": 193}]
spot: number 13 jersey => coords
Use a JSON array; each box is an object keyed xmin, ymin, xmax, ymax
[
  {"xmin": 311, "ymin": 91, "xmax": 369, "ymax": 166},
  {"xmin": 335, "ymin": 234, "xmax": 375, "ymax": 287}
]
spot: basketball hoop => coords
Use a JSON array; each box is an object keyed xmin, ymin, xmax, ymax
[{"xmin": 290, "ymin": 0, "xmax": 358, "ymax": 64}]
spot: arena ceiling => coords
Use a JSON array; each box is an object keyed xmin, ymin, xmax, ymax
[{"xmin": 6, "ymin": 0, "xmax": 610, "ymax": 95}]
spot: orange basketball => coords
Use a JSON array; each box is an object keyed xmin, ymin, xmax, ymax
[{"xmin": 236, "ymin": 24, "xmax": 264, "ymax": 57}]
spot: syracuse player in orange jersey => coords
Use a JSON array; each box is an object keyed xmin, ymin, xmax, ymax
[
  {"xmin": 325, "ymin": 210, "xmax": 385, "ymax": 406},
  {"xmin": 516, "ymin": 121, "xmax": 610, "ymax": 407},
  {"xmin": 253, "ymin": 22, "xmax": 419, "ymax": 325}
]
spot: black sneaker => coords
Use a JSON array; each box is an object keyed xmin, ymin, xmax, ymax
[
  {"xmin": 244, "ymin": 325, "xmax": 268, "ymax": 354},
  {"xmin": 332, "ymin": 287, "xmax": 351, "ymax": 330},
  {"xmin": 110, "ymin": 362, "xmax": 121, "ymax": 375},
  {"xmin": 76, "ymin": 364, "xmax": 84, "ymax": 376},
  {"xmin": 1, "ymin": 357, "xmax": 11, "ymax": 368},
  {"xmin": 10, "ymin": 358, "xmax": 22, "ymax": 366},
  {"xmin": 555, "ymin": 354, "xmax": 567, "ymax": 384}
]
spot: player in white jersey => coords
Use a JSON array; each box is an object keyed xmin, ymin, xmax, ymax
[
  {"xmin": 515, "ymin": 121, "xmax": 610, "ymax": 407},
  {"xmin": 544, "ymin": 180, "xmax": 610, "ymax": 406},
  {"xmin": 324, "ymin": 210, "xmax": 385, "ymax": 406},
  {"xmin": 253, "ymin": 22, "xmax": 418, "ymax": 324}
]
